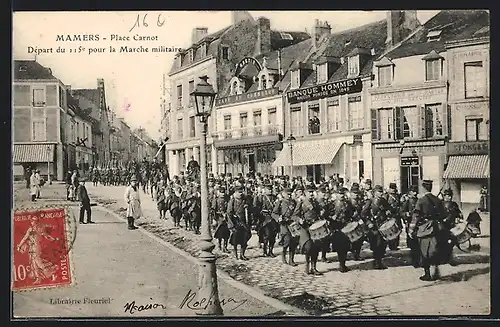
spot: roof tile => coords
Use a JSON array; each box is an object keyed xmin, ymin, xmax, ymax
[{"xmin": 14, "ymin": 60, "xmax": 58, "ymax": 80}]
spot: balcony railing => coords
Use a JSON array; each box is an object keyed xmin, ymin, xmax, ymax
[{"xmin": 215, "ymin": 124, "xmax": 283, "ymax": 140}]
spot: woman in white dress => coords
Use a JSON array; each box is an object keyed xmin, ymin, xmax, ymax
[{"xmin": 124, "ymin": 175, "xmax": 142, "ymax": 230}]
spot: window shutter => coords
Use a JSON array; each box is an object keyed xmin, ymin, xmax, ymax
[
  {"xmin": 394, "ymin": 107, "xmax": 402, "ymax": 140},
  {"xmin": 419, "ymin": 105, "xmax": 426, "ymax": 138},
  {"xmin": 442, "ymin": 103, "xmax": 449, "ymax": 138},
  {"xmin": 371, "ymin": 109, "xmax": 379, "ymax": 140},
  {"xmin": 424, "ymin": 106, "xmax": 433, "ymax": 138}
]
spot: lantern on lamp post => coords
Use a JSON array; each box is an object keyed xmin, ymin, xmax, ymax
[
  {"xmin": 189, "ymin": 75, "xmax": 223, "ymax": 316},
  {"xmin": 286, "ymin": 134, "xmax": 296, "ymax": 176}
]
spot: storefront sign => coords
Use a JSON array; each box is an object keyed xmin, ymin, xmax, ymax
[
  {"xmin": 371, "ymin": 87, "xmax": 446, "ymax": 107},
  {"xmin": 401, "ymin": 156, "xmax": 419, "ymax": 166},
  {"xmin": 286, "ymin": 77, "xmax": 363, "ymax": 104},
  {"xmin": 235, "ymin": 57, "xmax": 262, "ymax": 77},
  {"xmin": 455, "ymin": 101, "xmax": 489, "ymax": 112},
  {"xmin": 448, "ymin": 141, "xmax": 489, "ymax": 155},
  {"xmin": 215, "ymin": 88, "xmax": 279, "ymax": 107}
]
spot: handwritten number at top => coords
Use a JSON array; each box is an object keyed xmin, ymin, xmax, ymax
[{"xmin": 129, "ymin": 13, "xmax": 165, "ymax": 32}]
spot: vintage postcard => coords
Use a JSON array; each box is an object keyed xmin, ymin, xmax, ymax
[{"xmin": 12, "ymin": 10, "xmax": 490, "ymax": 318}]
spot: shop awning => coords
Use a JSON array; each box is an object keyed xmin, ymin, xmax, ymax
[
  {"xmin": 273, "ymin": 140, "xmax": 343, "ymax": 167},
  {"xmin": 443, "ymin": 155, "xmax": 489, "ymax": 179},
  {"xmin": 13, "ymin": 144, "xmax": 55, "ymax": 163},
  {"xmin": 214, "ymin": 134, "xmax": 280, "ymax": 150}
]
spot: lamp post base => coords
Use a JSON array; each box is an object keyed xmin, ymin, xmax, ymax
[{"xmin": 196, "ymin": 239, "xmax": 223, "ymax": 315}]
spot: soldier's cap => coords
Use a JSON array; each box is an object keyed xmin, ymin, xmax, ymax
[
  {"xmin": 295, "ymin": 185, "xmax": 305, "ymax": 191},
  {"xmin": 306, "ymin": 184, "xmax": 317, "ymax": 191},
  {"xmin": 318, "ymin": 185, "xmax": 328, "ymax": 193},
  {"xmin": 443, "ymin": 188, "xmax": 453, "ymax": 196},
  {"xmin": 234, "ymin": 185, "xmax": 244, "ymax": 192},
  {"xmin": 219, "ymin": 187, "xmax": 226, "ymax": 192},
  {"xmin": 389, "ymin": 183, "xmax": 397, "ymax": 190},
  {"xmin": 264, "ymin": 184, "xmax": 273, "ymax": 190},
  {"xmin": 282, "ymin": 187, "xmax": 293, "ymax": 193},
  {"xmin": 422, "ymin": 180, "xmax": 433, "ymax": 187},
  {"xmin": 338, "ymin": 177, "xmax": 344, "ymax": 183},
  {"xmin": 130, "ymin": 175, "xmax": 138, "ymax": 182},
  {"xmin": 409, "ymin": 185, "xmax": 419, "ymax": 193},
  {"xmin": 338, "ymin": 187, "xmax": 349, "ymax": 194},
  {"xmin": 350, "ymin": 184, "xmax": 361, "ymax": 193},
  {"xmin": 365, "ymin": 179, "xmax": 372, "ymax": 185},
  {"xmin": 373, "ymin": 185, "xmax": 384, "ymax": 192}
]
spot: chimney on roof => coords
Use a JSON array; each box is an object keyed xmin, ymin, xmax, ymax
[
  {"xmin": 254, "ymin": 17, "xmax": 271, "ymax": 57},
  {"xmin": 192, "ymin": 27, "xmax": 208, "ymax": 44},
  {"xmin": 312, "ymin": 19, "xmax": 332, "ymax": 50},
  {"xmin": 232, "ymin": 11, "xmax": 253, "ymax": 25},
  {"xmin": 386, "ymin": 10, "xmax": 421, "ymax": 48}
]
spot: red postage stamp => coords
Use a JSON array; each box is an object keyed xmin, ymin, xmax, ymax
[{"xmin": 12, "ymin": 207, "xmax": 74, "ymax": 291}]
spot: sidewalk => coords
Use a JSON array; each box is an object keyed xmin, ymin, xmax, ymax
[{"xmin": 12, "ymin": 205, "xmax": 285, "ymax": 317}]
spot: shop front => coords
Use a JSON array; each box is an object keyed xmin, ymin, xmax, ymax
[{"xmin": 443, "ymin": 140, "xmax": 489, "ymax": 212}]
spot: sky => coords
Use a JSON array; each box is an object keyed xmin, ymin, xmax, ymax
[{"xmin": 13, "ymin": 10, "xmax": 440, "ymax": 140}]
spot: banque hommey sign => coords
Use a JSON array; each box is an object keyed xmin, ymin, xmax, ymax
[{"xmin": 287, "ymin": 77, "xmax": 363, "ymax": 104}]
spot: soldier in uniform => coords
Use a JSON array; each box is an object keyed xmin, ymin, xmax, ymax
[
  {"xmin": 169, "ymin": 185, "xmax": 183, "ymax": 227},
  {"xmin": 187, "ymin": 185, "xmax": 202, "ymax": 234},
  {"xmin": 401, "ymin": 185, "xmax": 420, "ymax": 267},
  {"xmin": 409, "ymin": 180, "xmax": 447, "ymax": 281},
  {"xmin": 329, "ymin": 187, "xmax": 352, "ymax": 273},
  {"xmin": 272, "ymin": 188, "xmax": 298, "ymax": 266},
  {"xmin": 316, "ymin": 185, "xmax": 332, "ymax": 262},
  {"xmin": 256, "ymin": 184, "xmax": 279, "ymax": 257},
  {"xmin": 349, "ymin": 183, "xmax": 365, "ymax": 261},
  {"xmin": 442, "ymin": 188, "xmax": 462, "ymax": 264},
  {"xmin": 386, "ymin": 183, "xmax": 403, "ymax": 251},
  {"xmin": 293, "ymin": 184, "xmax": 322, "ymax": 275},
  {"xmin": 212, "ymin": 187, "xmax": 230, "ymax": 253},
  {"xmin": 362, "ymin": 185, "xmax": 390, "ymax": 270},
  {"xmin": 226, "ymin": 185, "xmax": 252, "ymax": 260}
]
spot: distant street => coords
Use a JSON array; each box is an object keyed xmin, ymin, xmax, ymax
[{"xmin": 13, "ymin": 183, "xmax": 491, "ymax": 316}]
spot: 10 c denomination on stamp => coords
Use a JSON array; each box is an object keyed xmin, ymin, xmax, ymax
[{"xmin": 12, "ymin": 207, "xmax": 74, "ymax": 291}]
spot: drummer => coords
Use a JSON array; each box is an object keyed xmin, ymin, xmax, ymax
[
  {"xmin": 401, "ymin": 185, "xmax": 420, "ymax": 267},
  {"xmin": 330, "ymin": 187, "xmax": 353, "ymax": 273},
  {"xmin": 272, "ymin": 187, "xmax": 298, "ymax": 266},
  {"xmin": 442, "ymin": 188, "xmax": 462, "ymax": 265},
  {"xmin": 349, "ymin": 183, "xmax": 365, "ymax": 261},
  {"xmin": 316, "ymin": 185, "xmax": 332, "ymax": 262},
  {"xmin": 386, "ymin": 183, "xmax": 403, "ymax": 251}
]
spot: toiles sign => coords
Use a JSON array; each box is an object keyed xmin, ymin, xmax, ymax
[
  {"xmin": 235, "ymin": 57, "xmax": 262, "ymax": 77},
  {"xmin": 287, "ymin": 77, "xmax": 363, "ymax": 104}
]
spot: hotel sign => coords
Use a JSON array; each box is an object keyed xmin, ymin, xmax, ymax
[
  {"xmin": 286, "ymin": 77, "xmax": 362, "ymax": 104},
  {"xmin": 215, "ymin": 88, "xmax": 279, "ymax": 107},
  {"xmin": 235, "ymin": 57, "xmax": 262, "ymax": 77},
  {"xmin": 448, "ymin": 141, "xmax": 489, "ymax": 155}
]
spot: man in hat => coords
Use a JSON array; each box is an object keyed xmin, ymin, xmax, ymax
[
  {"xmin": 77, "ymin": 178, "xmax": 94, "ymax": 224},
  {"xmin": 386, "ymin": 182, "xmax": 403, "ymax": 251},
  {"xmin": 293, "ymin": 184, "xmax": 322, "ymax": 275},
  {"xmin": 212, "ymin": 186, "xmax": 230, "ymax": 253},
  {"xmin": 363, "ymin": 179, "xmax": 373, "ymax": 201},
  {"xmin": 255, "ymin": 183, "xmax": 279, "ymax": 257},
  {"xmin": 124, "ymin": 176, "xmax": 141, "ymax": 230},
  {"xmin": 401, "ymin": 185, "xmax": 420, "ymax": 267},
  {"xmin": 327, "ymin": 187, "xmax": 352, "ymax": 272},
  {"xmin": 349, "ymin": 183, "xmax": 365, "ymax": 261},
  {"xmin": 272, "ymin": 187, "xmax": 298, "ymax": 266},
  {"xmin": 441, "ymin": 188, "xmax": 462, "ymax": 264},
  {"xmin": 316, "ymin": 185, "xmax": 332, "ymax": 262},
  {"xmin": 409, "ymin": 179, "xmax": 447, "ymax": 281},
  {"xmin": 226, "ymin": 185, "xmax": 252, "ymax": 260},
  {"xmin": 361, "ymin": 184, "xmax": 391, "ymax": 269},
  {"xmin": 168, "ymin": 184, "xmax": 183, "ymax": 227}
]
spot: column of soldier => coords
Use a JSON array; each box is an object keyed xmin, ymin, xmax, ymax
[{"xmin": 153, "ymin": 172, "xmax": 483, "ymax": 281}]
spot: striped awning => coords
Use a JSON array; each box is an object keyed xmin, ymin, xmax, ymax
[
  {"xmin": 13, "ymin": 144, "xmax": 55, "ymax": 163},
  {"xmin": 443, "ymin": 155, "xmax": 489, "ymax": 179},
  {"xmin": 273, "ymin": 140, "xmax": 343, "ymax": 167},
  {"xmin": 214, "ymin": 134, "xmax": 280, "ymax": 150}
]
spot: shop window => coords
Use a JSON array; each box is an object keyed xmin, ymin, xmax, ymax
[
  {"xmin": 464, "ymin": 62, "xmax": 486, "ymax": 98},
  {"xmin": 378, "ymin": 66, "xmax": 392, "ymax": 87}
]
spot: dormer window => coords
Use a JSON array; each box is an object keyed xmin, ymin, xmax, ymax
[
  {"xmin": 280, "ymin": 32, "xmax": 293, "ymax": 40},
  {"xmin": 422, "ymin": 50, "xmax": 444, "ymax": 81},
  {"xmin": 345, "ymin": 40, "xmax": 351, "ymax": 47},
  {"xmin": 230, "ymin": 77, "xmax": 243, "ymax": 96},
  {"xmin": 200, "ymin": 42, "xmax": 207, "ymax": 58},
  {"xmin": 348, "ymin": 55, "xmax": 359, "ymax": 76},
  {"xmin": 316, "ymin": 63, "xmax": 328, "ymax": 83},
  {"xmin": 221, "ymin": 46, "xmax": 229, "ymax": 60},
  {"xmin": 291, "ymin": 70, "xmax": 300, "ymax": 89},
  {"xmin": 19, "ymin": 66, "xmax": 27, "ymax": 72},
  {"xmin": 427, "ymin": 30, "xmax": 442, "ymax": 42},
  {"xmin": 375, "ymin": 57, "xmax": 395, "ymax": 87},
  {"xmin": 261, "ymin": 75, "xmax": 267, "ymax": 90}
]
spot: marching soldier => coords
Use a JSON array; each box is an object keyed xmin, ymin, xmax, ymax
[
  {"xmin": 292, "ymin": 184, "xmax": 322, "ymax": 275},
  {"xmin": 316, "ymin": 185, "xmax": 332, "ymax": 262},
  {"xmin": 409, "ymin": 180, "xmax": 447, "ymax": 281},
  {"xmin": 329, "ymin": 187, "xmax": 352, "ymax": 273},
  {"xmin": 256, "ymin": 184, "xmax": 279, "ymax": 257},
  {"xmin": 386, "ymin": 183, "xmax": 403, "ymax": 251},
  {"xmin": 401, "ymin": 185, "xmax": 420, "ymax": 267},
  {"xmin": 442, "ymin": 188, "xmax": 462, "ymax": 265},
  {"xmin": 168, "ymin": 185, "xmax": 183, "ymax": 227},
  {"xmin": 212, "ymin": 187, "xmax": 230, "ymax": 253},
  {"xmin": 272, "ymin": 188, "xmax": 298, "ymax": 266},
  {"xmin": 362, "ymin": 184, "xmax": 390, "ymax": 270},
  {"xmin": 226, "ymin": 185, "xmax": 252, "ymax": 261},
  {"xmin": 349, "ymin": 183, "xmax": 365, "ymax": 261}
]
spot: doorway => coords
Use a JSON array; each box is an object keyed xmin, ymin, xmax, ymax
[
  {"xmin": 401, "ymin": 165, "xmax": 420, "ymax": 194},
  {"xmin": 248, "ymin": 153, "xmax": 256, "ymax": 173},
  {"xmin": 306, "ymin": 165, "xmax": 322, "ymax": 184}
]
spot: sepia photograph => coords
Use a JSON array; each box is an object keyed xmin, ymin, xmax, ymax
[{"xmin": 12, "ymin": 9, "xmax": 490, "ymax": 318}]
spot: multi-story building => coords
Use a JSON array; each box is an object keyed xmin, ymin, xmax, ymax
[
  {"xmin": 442, "ymin": 22, "xmax": 489, "ymax": 210},
  {"xmin": 13, "ymin": 60, "xmax": 68, "ymax": 181},
  {"xmin": 108, "ymin": 110, "xmax": 123, "ymax": 166},
  {"xmin": 273, "ymin": 12, "xmax": 420, "ymax": 184},
  {"xmin": 369, "ymin": 10, "xmax": 488, "ymax": 195},
  {"xmin": 72, "ymin": 78, "xmax": 112, "ymax": 168},
  {"xmin": 164, "ymin": 11, "xmax": 309, "ymax": 177},
  {"xmin": 119, "ymin": 118, "xmax": 132, "ymax": 163}
]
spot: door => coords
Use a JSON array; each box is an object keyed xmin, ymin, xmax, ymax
[
  {"xmin": 401, "ymin": 165, "xmax": 420, "ymax": 194},
  {"xmin": 314, "ymin": 165, "xmax": 322, "ymax": 184},
  {"xmin": 248, "ymin": 154, "xmax": 256, "ymax": 173}
]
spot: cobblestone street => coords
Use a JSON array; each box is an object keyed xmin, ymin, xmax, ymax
[{"xmin": 14, "ymin": 183, "xmax": 490, "ymax": 316}]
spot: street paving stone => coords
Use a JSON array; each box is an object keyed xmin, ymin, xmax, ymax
[{"xmin": 24, "ymin": 184, "xmax": 491, "ymax": 316}]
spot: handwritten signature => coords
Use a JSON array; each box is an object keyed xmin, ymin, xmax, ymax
[
  {"xmin": 123, "ymin": 298, "xmax": 167, "ymax": 314},
  {"xmin": 179, "ymin": 289, "xmax": 248, "ymax": 311},
  {"xmin": 129, "ymin": 13, "xmax": 165, "ymax": 33}
]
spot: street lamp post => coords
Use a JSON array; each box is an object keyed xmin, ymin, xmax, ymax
[
  {"xmin": 286, "ymin": 134, "xmax": 296, "ymax": 176},
  {"xmin": 190, "ymin": 75, "xmax": 223, "ymax": 316},
  {"xmin": 46, "ymin": 145, "xmax": 52, "ymax": 185}
]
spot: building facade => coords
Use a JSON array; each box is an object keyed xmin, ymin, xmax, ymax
[
  {"xmin": 13, "ymin": 60, "xmax": 67, "ymax": 181},
  {"xmin": 369, "ymin": 10, "xmax": 488, "ymax": 195},
  {"xmin": 274, "ymin": 12, "xmax": 420, "ymax": 184},
  {"xmin": 443, "ymin": 33, "xmax": 489, "ymax": 210}
]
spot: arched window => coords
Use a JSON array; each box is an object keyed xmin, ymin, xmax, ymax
[
  {"xmin": 261, "ymin": 76, "xmax": 267, "ymax": 90},
  {"xmin": 232, "ymin": 81, "xmax": 238, "ymax": 95}
]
